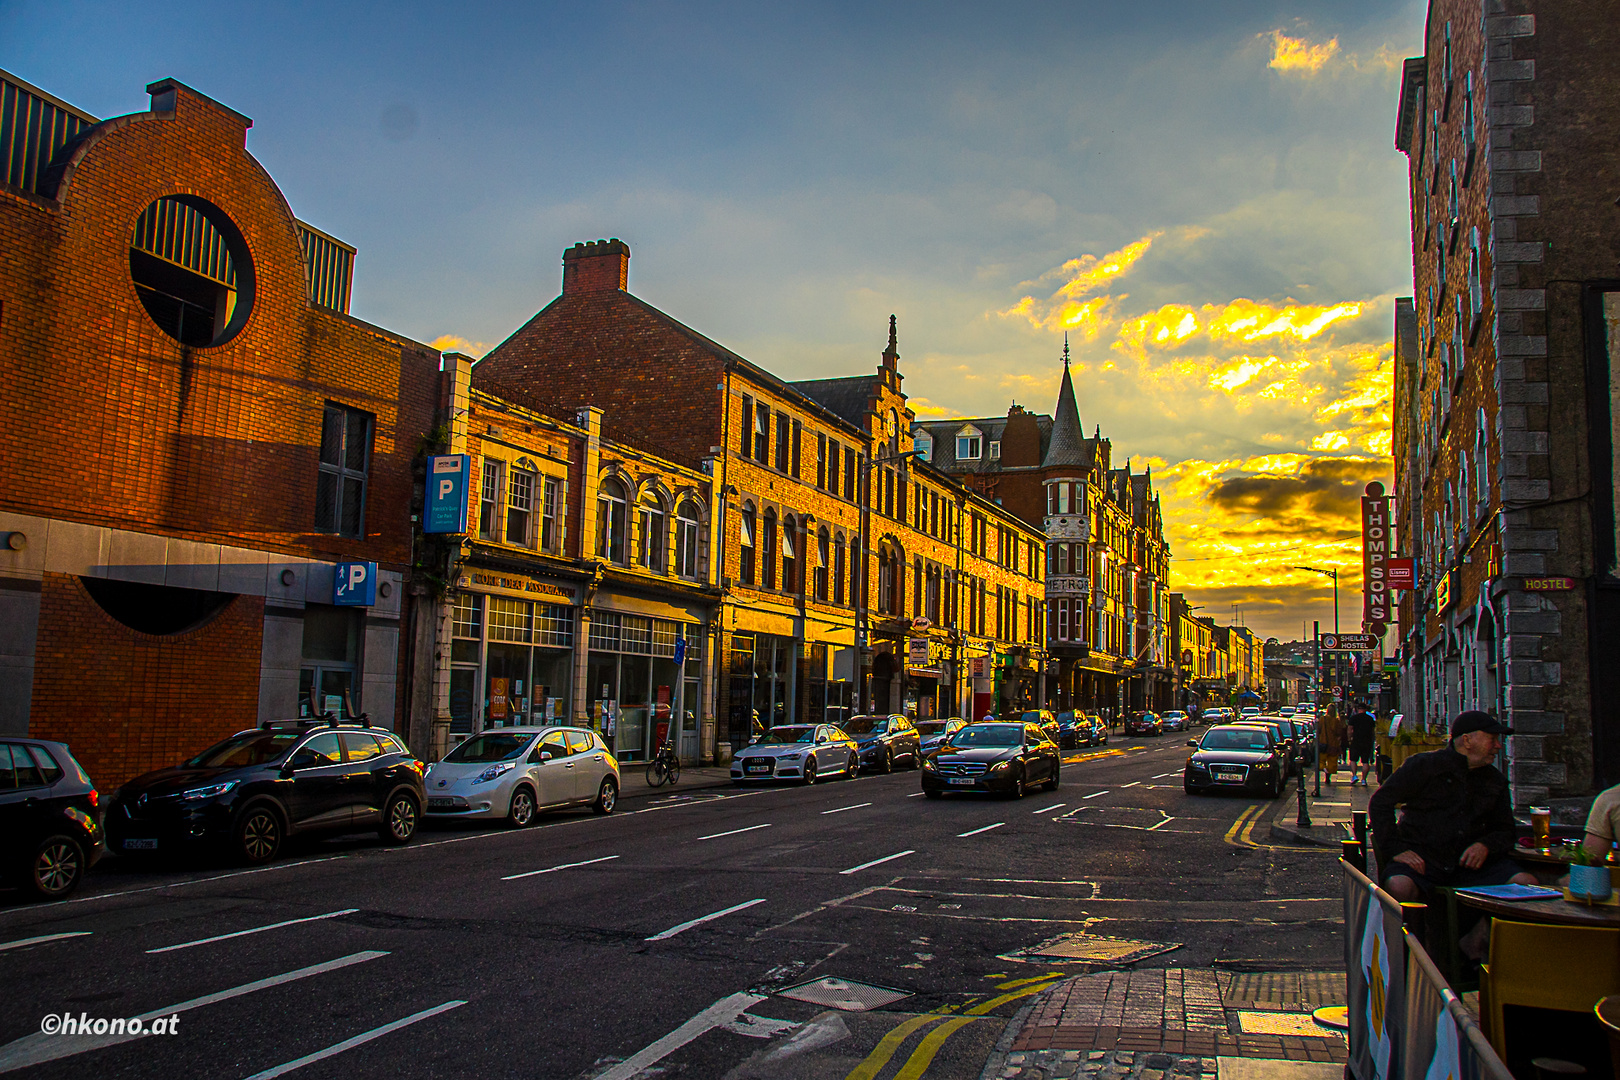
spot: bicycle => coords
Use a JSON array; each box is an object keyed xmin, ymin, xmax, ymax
[{"xmin": 645, "ymin": 741, "xmax": 681, "ymax": 787}]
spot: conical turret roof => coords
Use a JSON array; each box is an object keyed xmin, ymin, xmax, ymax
[{"xmin": 1043, "ymin": 337, "xmax": 1087, "ymax": 468}]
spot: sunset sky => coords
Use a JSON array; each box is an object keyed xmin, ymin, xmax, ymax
[{"xmin": 7, "ymin": 0, "xmax": 1423, "ymax": 641}]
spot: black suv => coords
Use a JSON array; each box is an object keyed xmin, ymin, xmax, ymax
[
  {"xmin": 108, "ymin": 720, "xmax": 426, "ymax": 865},
  {"xmin": 0, "ymin": 739, "xmax": 102, "ymax": 900}
]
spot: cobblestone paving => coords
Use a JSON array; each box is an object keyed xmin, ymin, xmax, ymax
[{"xmin": 991, "ymin": 968, "xmax": 1348, "ymax": 1076}]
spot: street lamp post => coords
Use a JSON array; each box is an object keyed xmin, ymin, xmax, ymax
[{"xmin": 1291, "ymin": 565, "xmax": 1340, "ymax": 807}]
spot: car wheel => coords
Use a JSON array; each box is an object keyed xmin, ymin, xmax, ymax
[
  {"xmin": 803, "ymin": 759, "xmax": 818, "ymax": 785},
  {"xmin": 593, "ymin": 777, "xmax": 618, "ymax": 814},
  {"xmin": 1009, "ymin": 768, "xmax": 1026, "ymax": 799},
  {"xmin": 846, "ymin": 753, "xmax": 859, "ymax": 778},
  {"xmin": 924, "ymin": 788, "xmax": 943, "ymax": 799},
  {"xmin": 380, "ymin": 792, "xmax": 419, "ymax": 844},
  {"xmin": 235, "ymin": 806, "xmax": 282, "ymax": 865},
  {"xmin": 1045, "ymin": 766, "xmax": 1061, "ymax": 792},
  {"xmin": 26, "ymin": 835, "xmax": 84, "ymax": 900},
  {"xmin": 507, "ymin": 785, "xmax": 537, "ymax": 828}
]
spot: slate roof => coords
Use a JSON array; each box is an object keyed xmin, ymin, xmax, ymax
[
  {"xmin": 791, "ymin": 375, "xmax": 882, "ymax": 429},
  {"xmin": 1043, "ymin": 360, "xmax": 1087, "ymax": 468},
  {"xmin": 910, "ymin": 414, "xmax": 1053, "ymax": 474}
]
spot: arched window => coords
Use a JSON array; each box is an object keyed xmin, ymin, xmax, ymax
[
  {"xmin": 739, "ymin": 503, "xmax": 756, "ymax": 585},
  {"xmin": 1474, "ymin": 412, "xmax": 1489, "ymax": 510},
  {"xmin": 674, "ymin": 500, "xmax": 702, "ymax": 579},
  {"xmin": 782, "ymin": 515, "xmax": 799, "ymax": 594},
  {"xmin": 596, "ymin": 477, "xmax": 627, "ymax": 564},
  {"xmin": 815, "ymin": 528, "xmax": 830, "ymax": 601},
  {"xmin": 761, "ymin": 509, "xmax": 778, "ymax": 589},
  {"xmin": 913, "ymin": 557, "xmax": 924, "ymax": 618},
  {"xmin": 638, "ymin": 490, "xmax": 667, "ymax": 573},
  {"xmin": 833, "ymin": 534, "xmax": 846, "ymax": 605}
]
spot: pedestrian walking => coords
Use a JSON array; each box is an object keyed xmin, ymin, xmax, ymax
[
  {"xmin": 1319, "ymin": 707, "xmax": 1344, "ymax": 783},
  {"xmin": 1347, "ymin": 703, "xmax": 1375, "ymax": 786}
]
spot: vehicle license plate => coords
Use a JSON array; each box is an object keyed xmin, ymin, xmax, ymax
[
  {"xmin": 123, "ymin": 838, "xmax": 158, "ymax": 851},
  {"xmin": 746, "ymin": 764, "xmax": 770, "ymax": 774},
  {"xmin": 948, "ymin": 778, "xmax": 976, "ymax": 786},
  {"xmin": 427, "ymin": 798, "xmax": 456, "ymax": 810},
  {"xmin": 1215, "ymin": 769, "xmax": 1244, "ymax": 782}
]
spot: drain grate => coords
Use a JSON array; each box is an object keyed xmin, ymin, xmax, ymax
[
  {"xmin": 1022, "ymin": 934, "xmax": 1182, "ymax": 966},
  {"xmin": 777, "ymin": 976, "xmax": 913, "ymax": 1012}
]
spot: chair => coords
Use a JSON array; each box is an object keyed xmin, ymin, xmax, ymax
[
  {"xmin": 1597, "ymin": 996, "xmax": 1620, "ymax": 1080},
  {"xmin": 1480, "ymin": 921, "xmax": 1620, "ymax": 1063}
]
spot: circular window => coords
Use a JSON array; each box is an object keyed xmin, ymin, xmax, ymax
[{"xmin": 129, "ymin": 195, "xmax": 255, "ymax": 347}]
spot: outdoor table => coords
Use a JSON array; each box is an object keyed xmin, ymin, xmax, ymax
[{"xmin": 1456, "ymin": 891, "xmax": 1620, "ymax": 929}]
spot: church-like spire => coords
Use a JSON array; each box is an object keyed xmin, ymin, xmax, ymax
[
  {"xmin": 1042, "ymin": 340, "xmax": 1087, "ymax": 468},
  {"xmin": 881, "ymin": 314, "xmax": 900, "ymax": 371}
]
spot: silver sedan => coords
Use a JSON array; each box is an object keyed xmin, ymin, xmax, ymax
[
  {"xmin": 424, "ymin": 727, "xmax": 620, "ymax": 825},
  {"xmin": 731, "ymin": 724, "xmax": 860, "ymax": 784}
]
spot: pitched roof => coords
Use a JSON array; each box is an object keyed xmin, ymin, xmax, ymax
[
  {"xmin": 792, "ymin": 375, "xmax": 881, "ymax": 429},
  {"xmin": 910, "ymin": 414, "xmax": 1053, "ymax": 473},
  {"xmin": 1043, "ymin": 349, "xmax": 1087, "ymax": 468}
]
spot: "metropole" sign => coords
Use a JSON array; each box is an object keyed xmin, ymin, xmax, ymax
[{"xmin": 1362, "ymin": 481, "xmax": 1394, "ymax": 629}]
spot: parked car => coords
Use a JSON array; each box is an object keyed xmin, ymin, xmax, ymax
[
  {"xmin": 1277, "ymin": 706, "xmax": 1296, "ymax": 718},
  {"xmin": 835, "ymin": 715, "xmax": 922, "ymax": 773},
  {"xmin": 922, "ymin": 722, "xmax": 1061, "ymax": 799},
  {"xmin": 1, "ymin": 739, "xmax": 102, "ymax": 900},
  {"xmin": 1124, "ymin": 711, "xmax": 1163, "ymax": 737},
  {"xmin": 915, "ymin": 718, "xmax": 967, "ymax": 755},
  {"xmin": 1160, "ymin": 710, "xmax": 1189, "ymax": 733},
  {"xmin": 1017, "ymin": 710, "xmax": 1062, "ymax": 744},
  {"xmin": 731, "ymin": 724, "xmax": 859, "ymax": 784},
  {"xmin": 426, "ymin": 726, "xmax": 619, "ymax": 824},
  {"xmin": 108, "ymin": 721, "xmax": 426, "ymax": 865},
  {"xmin": 1233, "ymin": 719, "xmax": 1295, "ymax": 776},
  {"xmin": 1240, "ymin": 706, "xmax": 1261, "ymax": 718},
  {"xmin": 1184, "ymin": 724, "xmax": 1287, "ymax": 797}
]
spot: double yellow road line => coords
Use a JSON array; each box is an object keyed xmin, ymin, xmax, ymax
[
  {"xmin": 1223, "ymin": 803, "xmax": 1265, "ymax": 848},
  {"xmin": 845, "ymin": 976, "xmax": 1064, "ymax": 1080}
]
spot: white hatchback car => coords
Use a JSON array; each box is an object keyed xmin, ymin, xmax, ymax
[{"xmin": 425, "ymin": 727, "xmax": 619, "ymax": 826}]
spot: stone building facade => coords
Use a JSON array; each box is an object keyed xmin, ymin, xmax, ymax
[
  {"xmin": 0, "ymin": 71, "xmax": 437, "ymax": 785},
  {"xmin": 1391, "ymin": 1, "xmax": 1620, "ymax": 814},
  {"xmin": 468, "ymin": 241, "xmax": 1048, "ymax": 757},
  {"xmin": 914, "ymin": 353, "xmax": 1172, "ymax": 716}
]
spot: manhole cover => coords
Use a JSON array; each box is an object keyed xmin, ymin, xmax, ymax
[
  {"xmin": 1023, "ymin": 934, "xmax": 1182, "ymax": 965},
  {"xmin": 777, "ymin": 977, "xmax": 912, "ymax": 1011},
  {"xmin": 1238, "ymin": 1011, "xmax": 1345, "ymax": 1038}
]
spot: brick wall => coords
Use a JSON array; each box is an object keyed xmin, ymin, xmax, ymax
[{"xmin": 30, "ymin": 572, "xmax": 264, "ymax": 788}]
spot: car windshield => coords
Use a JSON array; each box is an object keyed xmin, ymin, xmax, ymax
[
  {"xmin": 759, "ymin": 726, "xmax": 817, "ymax": 745},
  {"xmin": 1018, "ymin": 712, "xmax": 1047, "ymax": 724},
  {"xmin": 840, "ymin": 716, "xmax": 889, "ymax": 735},
  {"xmin": 185, "ymin": 731, "xmax": 301, "ymax": 769},
  {"xmin": 949, "ymin": 725, "xmax": 1022, "ymax": 748},
  {"xmin": 915, "ymin": 722, "xmax": 951, "ymax": 738},
  {"xmin": 444, "ymin": 732, "xmax": 534, "ymax": 763},
  {"xmin": 1202, "ymin": 729, "xmax": 1272, "ymax": 751}
]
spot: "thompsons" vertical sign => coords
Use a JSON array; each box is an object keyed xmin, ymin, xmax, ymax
[{"xmin": 1362, "ymin": 481, "xmax": 1394, "ymax": 630}]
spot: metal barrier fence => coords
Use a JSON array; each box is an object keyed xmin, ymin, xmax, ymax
[{"xmin": 1343, "ymin": 859, "xmax": 1514, "ymax": 1080}]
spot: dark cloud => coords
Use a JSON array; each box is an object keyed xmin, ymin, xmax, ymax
[{"xmin": 1207, "ymin": 457, "xmax": 1386, "ymax": 523}]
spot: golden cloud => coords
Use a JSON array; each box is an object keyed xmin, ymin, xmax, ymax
[
  {"xmin": 1267, "ymin": 30, "xmax": 1340, "ymax": 74},
  {"xmin": 429, "ymin": 334, "xmax": 493, "ymax": 358},
  {"xmin": 999, "ymin": 233, "xmax": 1159, "ymax": 332}
]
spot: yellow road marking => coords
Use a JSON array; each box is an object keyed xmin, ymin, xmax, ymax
[
  {"xmin": 1239, "ymin": 808, "xmax": 1263, "ymax": 847},
  {"xmin": 1062, "ymin": 748, "xmax": 1126, "ymax": 765},
  {"xmin": 843, "ymin": 1014, "xmax": 942, "ymax": 1080},
  {"xmin": 1223, "ymin": 805, "xmax": 1261, "ymax": 848},
  {"xmin": 892, "ymin": 1016, "xmax": 979, "ymax": 1080},
  {"xmin": 965, "ymin": 979, "xmax": 1061, "ymax": 1015},
  {"xmin": 996, "ymin": 972, "xmax": 1064, "ymax": 990}
]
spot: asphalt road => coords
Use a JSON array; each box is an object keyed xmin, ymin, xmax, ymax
[{"xmin": 0, "ymin": 733, "xmax": 1344, "ymax": 1080}]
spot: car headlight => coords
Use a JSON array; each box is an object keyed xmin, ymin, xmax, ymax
[
  {"xmin": 474, "ymin": 762, "xmax": 516, "ymax": 784},
  {"xmin": 1254, "ymin": 762, "xmax": 1272, "ymax": 771},
  {"xmin": 922, "ymin": 757, "xmax": 937, "ymax": 771},
  {"xmin": 181, "ymin": 780, "xmax": 239, "ymax": 801},
  {"xmin": 1188, "ymin": 761, "xmax": 1208, "ymax": 771},
  {"xmin": 989, "ymin": 759, "xmax": 1012, "ymax": 771}
]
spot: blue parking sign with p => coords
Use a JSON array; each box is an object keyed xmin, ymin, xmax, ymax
[
  {"xmin": 426, "ymin": 454, "xmax": 470, "ymax": 534},
  {"xmin": 334, "ymin": 562, "xmax": 378, "ymax": 606}
]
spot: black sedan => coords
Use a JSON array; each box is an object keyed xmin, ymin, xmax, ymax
[
  {"xmin": 1, "ymin": 739, "xmax": 102, "ymax": 900},
  {"xmin": 1125, "ymin": 711, "xmax": 1163, "ymax": 737},
  {"xmin": 921, "ymin": 722, "xmax": 1061, "ymax": 799},
  {"xmin": 1183, "ymin": 724, "xmax": 1287, "ymax": 797},
  {"xmin": 108, "ymin": 721, "xmax": 427, "ymax": 865},
  {"xmin": 835, "ymin": 715, "xmax": 922, "ymax": 773}
]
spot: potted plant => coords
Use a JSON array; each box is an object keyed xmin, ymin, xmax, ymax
[{"xmin": 1568, "ymin": 844, "xmax": 1614, "ymax": 902}]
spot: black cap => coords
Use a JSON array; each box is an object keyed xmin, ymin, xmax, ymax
[{"xmin": 1451, "ymin": 710, "xmax": 1513, "ymax": 739}]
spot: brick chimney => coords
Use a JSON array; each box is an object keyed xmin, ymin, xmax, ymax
[{"xmin": 562, "ymin": 239, "xmax": 629, "ymax": 295}]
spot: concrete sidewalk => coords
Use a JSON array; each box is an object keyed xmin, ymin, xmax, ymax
[
  {"xmin": 614, "ymin": 763, "xmax": 736, "ymax": 803},
  {"xmin": 1268, "ymin": 766, "xmax": 1375, "ymax": 848},
  {"xmin": 980, "ymin": 968, "xmax": 1348, "ymax": 1080}
]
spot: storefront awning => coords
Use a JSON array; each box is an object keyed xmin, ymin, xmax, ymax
[{"xmin": 595, "ymin": 591, "xmax": 708, "ymax": 625}]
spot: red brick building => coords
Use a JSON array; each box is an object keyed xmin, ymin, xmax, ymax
[
  {"xmin": 0, "ymin": 71, "xmax": 438, "ymax": 785},
  {"xmin": 1391, "ymin": 1, "xmax": 1620, "ymax": 815},
  {"xmin": 472, "ymin": 240, "xmax": 1048, "ymax": 755}
]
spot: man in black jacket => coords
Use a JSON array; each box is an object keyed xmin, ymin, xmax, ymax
[{"xmin": 1370, "ymin": 710, "xmax": 1536, "ymax": 906}]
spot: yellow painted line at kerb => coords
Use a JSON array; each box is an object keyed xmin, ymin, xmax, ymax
[
  {"xmin": 844, "ymin": 1013, "xmax": 942, "ymax": 1080},
  {"xmin": 996, "ymin": 972, "xmax": 1064, "ymax": 991},
  {"xmin": 1223, "ymin": 804, "xmax": 1262, "ymax": 848},
  {"xmin": 1239, "ymin": 807, "xmax": 1264, "ymax": 848},
  {"xmin": 965, "ymin": 979, "xmax": 1061, "ymax": 1015},
  {"xmin": 892, "ymin": 1016, "xmax": 980, "ymax": 1080},
  {"xmin": 845, "ymin": 979, "xmax": 1063, "ymax": 1080}
]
